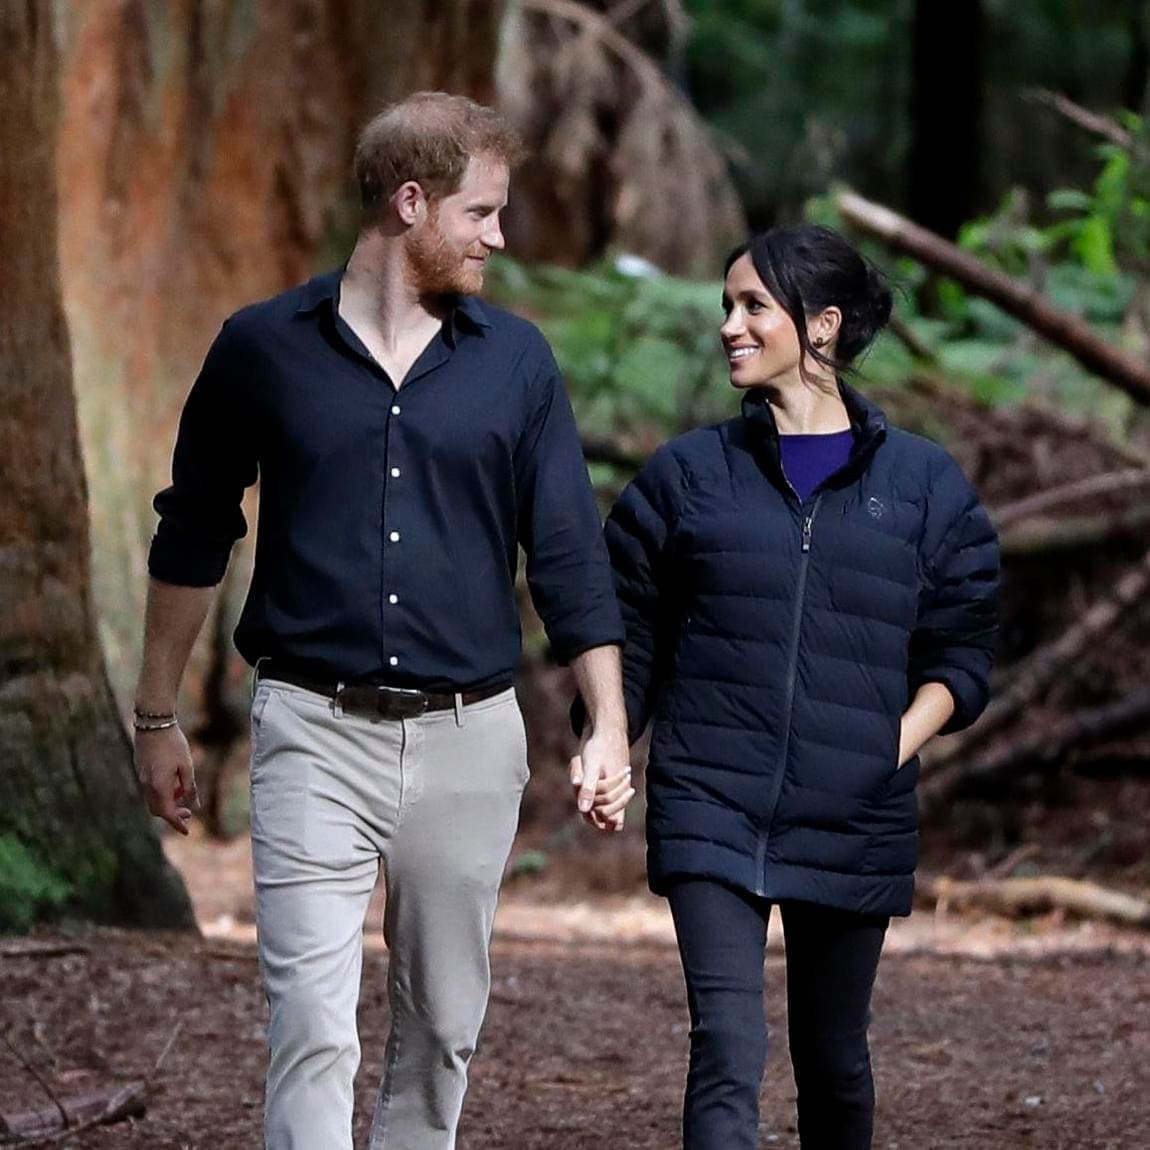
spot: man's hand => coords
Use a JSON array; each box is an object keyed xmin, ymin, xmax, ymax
[
  {"xmin": 569, "ymin": 725, "xmax": 634, "ymax": 833},
  {"xmin": 135, "ymin": 725, "xmax": 199, "ymax": 835}
]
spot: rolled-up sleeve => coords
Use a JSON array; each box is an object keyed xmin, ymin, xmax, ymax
[
  {"xmin": 908, "ymin": 459, "xmax": 1000, "ymax": 734},
  {"xmin": 515, "ymin": 346, "xmax": 624, "ymax": 663},
  {"xmin": 148, "ymin": 319, "xmax": 258, "ymax": 587}
]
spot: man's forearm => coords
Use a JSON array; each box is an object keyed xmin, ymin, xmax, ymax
[
  {"xmin": 569, "ymin": 644, "xmax": 627, "ymax": 736},
  {"xmin": 134, "ymin": 577, "xmax": 217, "ymax": 712}
]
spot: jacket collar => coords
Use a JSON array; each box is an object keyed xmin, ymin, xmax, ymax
[{"xmin": 740, "ymin": 378, "xmax": 888, "ymax": 496}]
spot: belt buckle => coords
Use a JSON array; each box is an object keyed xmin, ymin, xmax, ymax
[
  {"xmin": 374, "ymin": 685, "xmax": 429, "ymax": 721},
  {"xmin": 332, "ymin": 683, "xmax": 429, "ymax": 721}
]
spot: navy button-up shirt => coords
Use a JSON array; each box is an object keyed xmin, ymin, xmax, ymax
[{"xmin": 148, "ymin": 268, "xmax": 623, "ymax": 691}]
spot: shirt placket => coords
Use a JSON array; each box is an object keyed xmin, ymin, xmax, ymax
[{"xmin": 381, "ymin": 394, "xmax": 404, "ymax": 672}]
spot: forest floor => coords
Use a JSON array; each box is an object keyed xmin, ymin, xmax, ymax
[{"xmin": 1, "ymin": 829, "xmax": 1148, "ymax": 1148}]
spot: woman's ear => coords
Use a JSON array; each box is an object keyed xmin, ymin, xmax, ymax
[{"xmin": 809, "ymin": 306, "xmax": 842, "ymax": 350}]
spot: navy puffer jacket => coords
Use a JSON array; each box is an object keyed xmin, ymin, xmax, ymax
[{"xmin": 606, "ymin": 383, "xmax": 998, "ymax": 916}]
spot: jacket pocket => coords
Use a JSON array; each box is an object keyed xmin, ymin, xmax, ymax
[{"xmin": 884, "ymin": 753, "xmax": 920, "ymax": 798}]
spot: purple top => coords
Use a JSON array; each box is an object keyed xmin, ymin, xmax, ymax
[{"xmin": 779, "ymin": 429, "xmax": 855, "ymax": 502}]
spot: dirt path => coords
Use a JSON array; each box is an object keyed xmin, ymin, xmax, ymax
[{"xmin": 1, "ymin": 927, "xmax": 1147, "ymax": 1148}]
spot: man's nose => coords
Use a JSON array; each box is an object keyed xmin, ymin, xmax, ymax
[{"xmin": 484, "ymin": 219, "xmax": 505, "ymax": 251}]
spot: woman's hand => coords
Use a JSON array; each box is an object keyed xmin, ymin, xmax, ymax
[
  {"xmin": 897, "ymin": 682, "xmax": 957, "ymax": 767},
  {"xmin": 569, "ymin": 725, "xmax": 635, "ymax": 832}
]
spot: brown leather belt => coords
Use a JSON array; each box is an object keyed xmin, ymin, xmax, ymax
[{"xmin": 256, "ymin": 660, "xmax": 509, "ymax": 721}]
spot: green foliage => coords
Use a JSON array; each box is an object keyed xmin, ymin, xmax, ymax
[
  {"xmin": 684, "ymin": 0, "xmax": 911, "ymax": 221},
  {"xmin": 485, "ymin": 258, "xmax": 734, "ymax": 443},
  {"xmin": 0, "ymin": 835, "xmax": 72, "ymax": 934},
  {"xmin": 486, "ymin": 105, "xmax": 1149, "ymax": 467},
  {"xmin": 507, "ymin": 850, "xmax": 550, "ymax": 880}
]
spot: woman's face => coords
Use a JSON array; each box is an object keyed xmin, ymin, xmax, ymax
[{"xmin": 719, "ymin": 253, "xmax": 803, "ymax": 390}]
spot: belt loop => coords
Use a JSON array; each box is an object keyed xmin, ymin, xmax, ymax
[
  {"xmin": 453, "ymin": 692, "xmax": 465, "ymax": 728},
  {"xmin": 333, "ymin": 681, "xmax": 345, "ymax": 720},
  {"xmin": 251, "ymin": 655, "xmax": 269, "ymax": 700}
]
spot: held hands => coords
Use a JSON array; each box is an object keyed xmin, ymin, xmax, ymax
[
  {"xmin": 134, "ymin": 725, "xmax": 199, "ymax": 835},
  {"xmin": 568, "ymin": 724, "xmax": 635, "ymax": 833}
]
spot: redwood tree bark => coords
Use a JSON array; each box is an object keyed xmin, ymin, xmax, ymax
[{"xmin": 0, "ymin": 1, "xmax": 195, "ymax": 931}]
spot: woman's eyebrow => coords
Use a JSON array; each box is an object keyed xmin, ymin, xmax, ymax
[{"xmin": 726, "ymin": 288, "xmax": 771, "ymax": 305}]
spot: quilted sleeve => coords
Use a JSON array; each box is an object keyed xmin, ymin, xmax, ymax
[
  {"xmin": 908, "ymin": 458, "xmax": 1000, "ymax": 734},
  {"xmin": 571, "ymin": 444, "xmax": 688, "ymax": 743}
]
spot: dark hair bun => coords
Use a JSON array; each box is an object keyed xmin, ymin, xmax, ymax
[{"xmin": 865, "ymin": 262, "xmax": 893, "ymax": 331}]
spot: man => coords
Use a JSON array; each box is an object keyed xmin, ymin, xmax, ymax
[{"xmin": 134, "ymin": 92, "xmax": 634, "ymax": 1149}]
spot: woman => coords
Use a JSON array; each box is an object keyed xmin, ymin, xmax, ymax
[{"xmin": 594, "ymin": 226, "xmax": 998, "ymax": 1148}]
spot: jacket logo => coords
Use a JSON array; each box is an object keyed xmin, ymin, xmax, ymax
[{"xmin": 867, "ymin": 497, "xmax": 886, "ymax": 520}]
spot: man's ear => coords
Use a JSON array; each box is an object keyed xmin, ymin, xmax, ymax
[{"xmin": 392, "ymin": 180, "xmax": 427, "ymax": 227}]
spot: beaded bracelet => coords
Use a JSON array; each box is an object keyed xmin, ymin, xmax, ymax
[{"xmin": 134, "ymin": 706, "xmax": 176, "ymax": 720}]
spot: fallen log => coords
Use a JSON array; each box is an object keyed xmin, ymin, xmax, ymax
[
  {"xmin": 921, "ymin": 688, "xmax": 1150, "ymax": 811},
  {"xmin": 897, "ymin": 374, "xmax": 1150, "ymax": 471},
  {"xmin": 0, "ymin": 1023, "xmax": 181, "ymax": 1146},
  {"xmin": 924, "ymin": 542, "xmax": 1150, "ymax": 773},
  {"xmin": 920, "ymin": 875, "xmax": 1150, "ymax": 929},
  {"xmin": 838, "ymin": 191, "xmax": 1150, "ymax": 407},
  {"xmin": 998, "ymin": 504, "xmax": 1150, "ymax": 557},
  {"xmin": 0, "ymin": 1084, "xmax": 146, "ymax": 1141},
  {"xmin": 991, "ymin": 468, "xmax": 1150, "ymax": 530},
  {"xmin": 0, "ymin": 943, "xmax": 89, "ymax": 960}
]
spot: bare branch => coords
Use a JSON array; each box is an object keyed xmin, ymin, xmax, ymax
[
  {"xmin": 924, "ymin": 543, "xmax": 1150, "ymax": 772},
  {"xmin": 1022, "ymin": 88, "xmax": 1133, "ymax": 148},
  {"xmin": 838, "ymin": 191, "xmax": 1150, "ymax": 407},
  {"xmin": 991, "ymin": 468, "xmax": 1150, "ymax": 529},
  {"xmin": 1, "ymin": 1033, "xmax": 68, "ymax": 1134}
]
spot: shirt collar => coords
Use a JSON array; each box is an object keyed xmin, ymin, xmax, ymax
[
  {"xmin": 294, "ymin": 267, "xmax": 343, "ymax": 316},
  {"xmin": 295, "ymin": 266, "xmax": 492, "ymax": 338}
]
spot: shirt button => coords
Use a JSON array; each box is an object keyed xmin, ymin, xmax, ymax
[
  {"xmin": 388, "ymin": 656, "xmax": 399, "ymax": 667},
  {"xmin": 388, "ymin": 593, "xmax": 398, "ymax": 605},
  {"xmin": 391, "ymin": 404, "xmax": 401, "ymax": 415},
  {"xmin": 391, "ymin": 467, "xmax": 401, "ymax": 478},
  {"xmin": 389, "ymin": 531, "xmax": 400, "ymax": 543}
]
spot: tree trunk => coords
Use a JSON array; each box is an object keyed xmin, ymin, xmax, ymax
[
  {"xmin": 0, "ymin": 1, "xmax": 195, "ymax": 932},
  {"xmin": 909, "ymin": 0, "xmax": 984, "ymax": 238},
  {"xmin": 57, "ymin": 0, "xmax": 508, "ymax": 715}
]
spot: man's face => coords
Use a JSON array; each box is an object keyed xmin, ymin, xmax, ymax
[{"xmin": 405, "ymin": 154, "xmax": 509, "ymax": 296}]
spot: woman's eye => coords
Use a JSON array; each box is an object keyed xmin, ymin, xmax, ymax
[{"xmin": 746, "ymin": 301, "xmax": 763, "ymax": 314}]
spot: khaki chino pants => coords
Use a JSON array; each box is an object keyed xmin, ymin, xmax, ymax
[{"xmin": 248, "ymin": 679, "xmax": 529, "ymax": 1149}]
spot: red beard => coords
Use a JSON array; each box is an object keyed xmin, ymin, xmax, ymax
[{"xmin": 404, "ymin": 206, "xmax": 485, "ymax": 296}]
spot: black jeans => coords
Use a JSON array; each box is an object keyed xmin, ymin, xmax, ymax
[{"xmin": 667, "ymin": 879, "xmax": 889, "ymax": 1150}]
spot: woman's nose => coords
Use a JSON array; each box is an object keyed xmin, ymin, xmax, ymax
[{"xmin": 720, "ymin": 311, "xmax": 743, "ymax": 340}]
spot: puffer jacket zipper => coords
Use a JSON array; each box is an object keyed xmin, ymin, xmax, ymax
[{"xmin": 754, "ymin": 491, "xmax": 823, "ymax": 895}]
